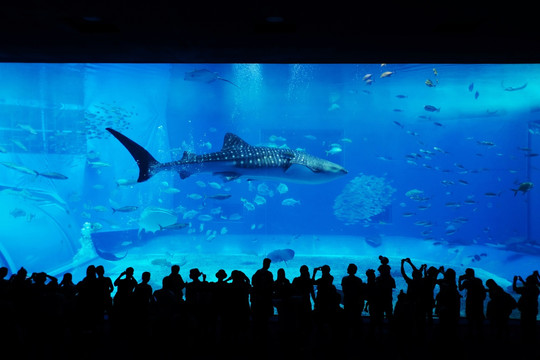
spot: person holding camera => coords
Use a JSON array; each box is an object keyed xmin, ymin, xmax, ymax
[
  {"xmin": 513, "ymin": 270, "xmax": 540, "ymax": 343},
  {"xmin": 458, "ymin": 268, "xmax": 486, "ymax": 339}
]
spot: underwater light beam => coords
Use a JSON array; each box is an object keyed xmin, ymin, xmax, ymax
[{"xmin": 106, "ymin": 128, "xmax": 348, "ymax": 185}]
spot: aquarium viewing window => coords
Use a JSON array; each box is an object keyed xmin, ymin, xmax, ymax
[{"xmin": 0, "ymin": 63, "xmax": 539, "ymax": 314}]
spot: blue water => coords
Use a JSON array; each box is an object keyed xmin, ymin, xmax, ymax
[{"xmin": 1, "ymin": 63, "xmax": 539, "ymax": 302}]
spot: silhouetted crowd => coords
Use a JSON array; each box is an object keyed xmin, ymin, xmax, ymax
[{"xmin": 0, "ymin": 255, "xmax": 539, "ymax": 359}]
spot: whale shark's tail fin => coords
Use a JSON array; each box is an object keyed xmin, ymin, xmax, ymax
[{"xmin": 106, "ymin": 128, "xmax": 160, "ymax": 182}]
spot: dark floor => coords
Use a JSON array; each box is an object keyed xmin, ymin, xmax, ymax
[{"xmin": 3, "ymin": 314, "xmax": 538, "ymax": 360}]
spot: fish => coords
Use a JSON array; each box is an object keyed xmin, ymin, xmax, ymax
[
  {"xmin": 11, "ymin": 140, "xmax": 28, "ymax": 151},
  {"xmin": 395, "ymin": 94, "xmax": 408, "ymax": 99},
  {"xmin": 253, "ymin": 195, "xmax": 266, "ymax": 205},
  {"xmin": 424, "ymin": 105, "xmax": 440, "ymax": 112},
  {"xmin": 106, "ymin": 128, "xmax": 348, "ymax": 185},
  {"xmin": 116, "ymin": 179, "xmax": 138, "ymax": 187},
  {"xmin": 159, "ymin": 222, "xmax": 189, "ymax": 231},
  {"xmin": 88, "ymin": 161, "xmax": 111, "ymax": 168},
  {"xmin": 10, "ymin": 208, "xmax": 26, "ymax": 218},
  {"xmin": 380, "ymin": 71, "xmax": 393, "ymax": 78},
  {"xmin": 112, "ymin": 206, "xmax": 139, "ymax": 213},
  {"xmin": 502, "ymin": 82, "xmax": 528, "ymax": 91},
  {"xmin": 362, "ymin": 74, "xmax": 372, "ymax": 81},
  {"xmin": 18, "ymin": 124, "xmax": 38, "ymax": 135},
  {"xmin": 208, "ymin": 182, "xmax": 222, "ymax": 189},
  {"xmin": 477, "ymin": 140, "xmax": 495, "ymax": 147},
  {"xmin": 511, "ymin": 182, "xmax": 533, "ymax": 196},
  {"xmin": 267, "ymin": 249, "xmax": 295, "ymax": 264},
  {"xmin": 468, "ymin": 83, "xmax": 474, "ymax": 92},
  {"xmin": 205, "ymin": 194, "xmax": 232, "ymax": 200},
  {"xmin": 37, "ymin": 172, "xmax": 69, "ymax": 180},
  {"xmin": 282, "ymin": 198, "xmax": 301, "ymax": 206},
  {"xmin": 162, "ymin": 187, "xmax": 181, "ymax": 194},
  {"xmin": 277, "ymin": 183, "xmax": 288, "ymax": 194},
  {"xmin": 183, "ymin": 210, "xmax": 198, "ymax": 219},
  {"xmin": 184, "ymin": 69, "xmax": 239, "ymax": 88},
  {"xmin": 425, "ymin": 79, "xmax": 435, "ymax": 87},
  {"xmin": 0, "ymin": 162, "xmax": 37, "ymax": 176},
  {"xmin": 474, "ymin": 91, "xmax": 479, "ymax": 99},
  {"xmin": 393, "ymin": 121, "xmax": 404, "ymax": 128},
  {"xmin": 326, "ymin": 146, "xmax": 342, "ymax": 156}
]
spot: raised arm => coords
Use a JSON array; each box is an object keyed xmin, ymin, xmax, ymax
[{"xmin": 401, "ymin": 259, "xmax": 411, "ymax": 282}]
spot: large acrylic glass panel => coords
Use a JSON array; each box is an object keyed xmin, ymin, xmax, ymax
[{"xmin": 0, "ymin": 63, "xmax": 538, "ymax": 315}]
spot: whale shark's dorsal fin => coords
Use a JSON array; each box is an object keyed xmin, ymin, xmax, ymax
[{"xmin": 221, "ymin": 133, "xmax": 251, "ymax": 151}]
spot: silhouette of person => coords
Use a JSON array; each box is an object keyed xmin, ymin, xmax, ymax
[
  {"xmin": 434, "ymin": 267, "xmax": 461, "ymax": 339},
  {"xmin": 341, "ymin": 263, "xmax": 365, "ymax": 337},
  {"xmin": 312, "ymin": 264, "xmax": 341, "ymax": 343},
  {"xmin": 364, "ymin": 268, "xmax": 380, "ymax": 333},
  {"xmin": 152, "ymin": 276, "xmax": 179, "ymax": 347},
  {"xmin": 513, "ymin": 271, "xmax": 540, "ymax": 343},
  {"xmin": 113, "ymin": 267, "xmax": 138, "ymax": 335},
  {"xmin": 132, "ymin": 271, "xmax": 153, "ymax": 341},
  {"xmin": 291, "ymin": 265, "xmax": 315, "ymax": 343},
  {"xmin": 211, "ymin": 268, "xmax": 228, "ymax": 337},
  {"xmin": 0, "ymin": 267, "xmax": 9, "ymax": 300},
  {"xmin": 95, "ymin": 265, "xmax": 114, "ymax": 319},
  {"xmin": 485, "ymin": 278, "xmax": 517, "ymax": 340},
  {"xmin": 392, "ymin": 289, "xmax": 411, "ymax": 340},
  {"xmin": 225, "ymin": 270, "xmax": 251, "ymax": 343},
  {"xmin": 423, "ymin": 266, "xmax": 439, "ymax": 325},
  {"xmin": 164, "ymin": 265, "xmax": 185, "ymax": 302},
  {"xmin": 251, "ymin": 258, "xmax": 274, "ymax": 341},
  {"xmin": 273, "ymin": 268, "xmax": 292, "ymax": 318},
  {"xmin": 185, "ymin": 268, "xmax": 211, "ymax": 340},
  {"xmin": 76, "ymin": 265, "xmax": 101, "ymax": 334},
  {"xmin": 273, "ymin": 268, "xmax": 293, "ymax": 343},
  {"xmin": 58, "ymin": 272, "xmax": 77, "ymax": 334},
  {"xmin": 458, "ymin": 268, "xmax": 486, "ymax": 340},
  {"xmin": 375, "ymin": 256, "xmax": 396, "ymax": 323},
  {"xmin": 400, "ymin": 258, "xmax": 427, "ymax": 337}
]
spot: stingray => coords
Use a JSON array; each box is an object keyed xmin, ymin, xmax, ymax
[
  {"xmin": 95, "ymin": 247, "xmax": 128, "ymax": 261},
  {"xmin": 267, "ymin": 249, "xmax": 295, "ymax": 264},
  {"xmin": 184, "ymin": 69, "xmax": 240, "ymax": 88},
  {"xmin": 139, "ymin": 206, "xmax": 177, "ymax": 234}
]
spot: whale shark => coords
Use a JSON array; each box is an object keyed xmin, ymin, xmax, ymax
[{"xmin": 106, "ymin": 128, "xmax": 348, "ymax": 184}]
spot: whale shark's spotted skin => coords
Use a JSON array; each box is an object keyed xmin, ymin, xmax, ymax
[{"xmin": 107, "ymin": 129, "xmax": 347, "ymax": 185}]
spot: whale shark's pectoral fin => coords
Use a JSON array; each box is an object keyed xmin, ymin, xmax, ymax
[
  {"xmin": 281, "ymin": 152, "xmax": 296, "ymax": 172},
  {"xmin": 181, "ymin": 151, "xmax": 197, "ymax": 162},
  {"xmin": 179, "ymin": 171, "xmax": 191, "ymax": 179},
  {"xmin": 305, "ymin": 164, "xmax": 322, "ymax": 173},
  {"xmin": 213, "ymin": 171, "xmax": 242, "ymax": 182}
]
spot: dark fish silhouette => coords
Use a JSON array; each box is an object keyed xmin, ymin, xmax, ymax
[
  {"xmin": 184, "ymin": 69, "xmax": 240, "ymax": 88},
  {"xmin": 424, "ymin": 105, "xmax": 440, "ymax": 112},
  {"xmin": 95, "ymin": 247, "xmax": 128, "ymax": 261},
  {"xmin": 267, "ymin": 249, "xmax": 295, "ymax": 264},
  {"xmin": 502, "ymin": 81, "xmax": 528, "ymax": 91}
]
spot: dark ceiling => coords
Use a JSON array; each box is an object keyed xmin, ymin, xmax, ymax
[{"xmin": 1, "ymin": 1, "xmax": 538, "ymax": 63}]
